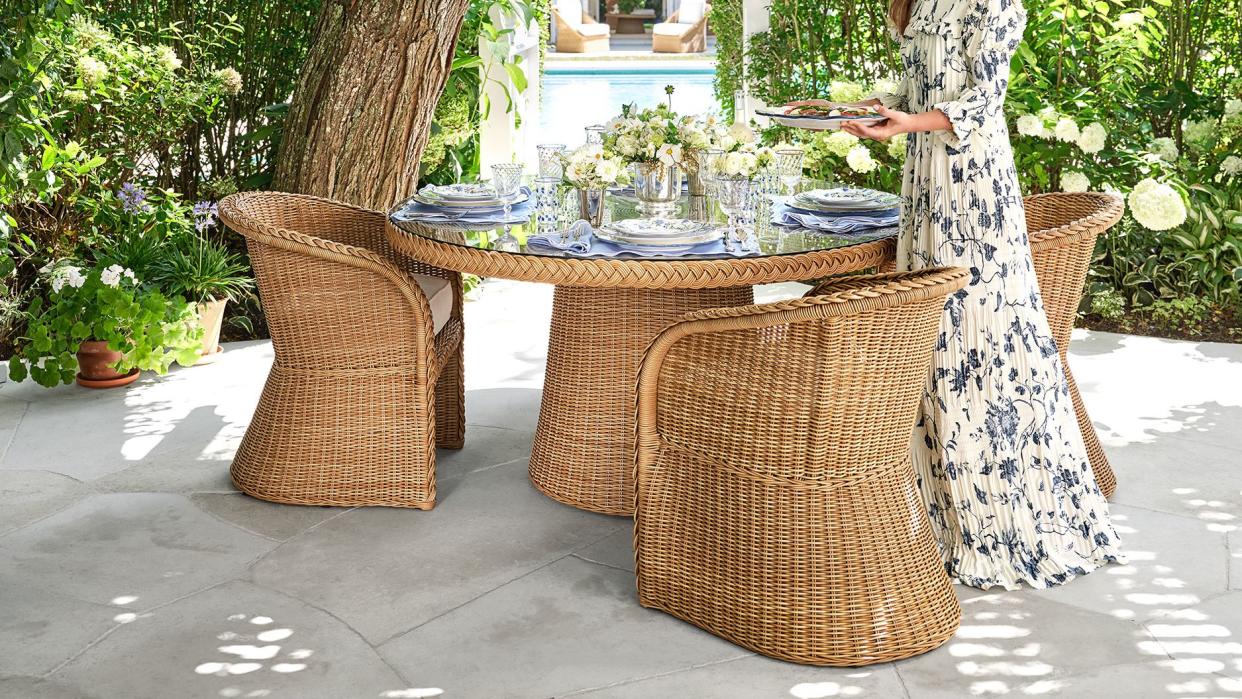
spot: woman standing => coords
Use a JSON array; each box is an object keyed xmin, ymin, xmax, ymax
[{"xmin": 836, "ymin": 0, "xmax": 1124, "ymax": 589}]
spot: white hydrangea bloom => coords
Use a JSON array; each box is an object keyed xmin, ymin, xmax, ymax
[
  {"xmin": 156, "ymin": 45, "xmax": 182, "ymax": 72},
  {"xmin": 870, "ymin": 78, "xmax": 899, "ymax": 97},
  {"xmin": 822, "ymin": 130, "xmax": 860, "ymax": 158},
  {"xmin": 76, "ymin": 55, "xmax": 108, "ymax": 87},
  {"xmin": 845, "ymin": 145, "xmax": 878, "ymax": 174},
  {"xmin": 828, "ymin": 80, "xmax": 867, "ymax": 103},
  {"xmin": 1016, "ymin": 114, "xmax": 1044, "ymax": 138},
  {"xmin": 1150, "ymin": 137, "xmax": 1179, "ymax": 162},
  {"xmin": 1225, "ymin": 99, "xmax": 1242, "ymax": 119},
  {"xmin": 1077, "ymin": 122, "xmax": 1107, "ymax": 154},
  {"xmin": 1060, "ymin": 171, "xmax": 1090, "ymax": 193},
  {"xmin": 1054, "ymin": 117, "xmax": 1080, "ymax": 143},
  {"xmin": 1116, "ymin": 12, "xmax": 1144, "ymax": 29},
  {"xmin": 1182, "ymin": 119, "xmax": 1216, "ymax": 152},
  {"xmin": 215, "ymin": 67, "xmax": 243, "ymax": 96},
  {"xmin": 1222, "ymin": 155, "xmax": 1242, "ymax": 176},
  {"xmin": 1127, "ymin": 178, "xmax": 1187, "ymax": 231},
  {"xmin": 886, "ymin": 133, "xmax": 908, "ymax": 159}
]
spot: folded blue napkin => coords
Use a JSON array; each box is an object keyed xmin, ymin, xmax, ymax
[
  {"xmin": 526, "ymin": 221, "xmax": 759, "ymax": 258},
  {"xmin": 393, "ymin": 187, "xmax": 534, "ymax": 225},
  {"xmin": 772, "ymin": 202, "xmax": 899, "ymax": 233}
]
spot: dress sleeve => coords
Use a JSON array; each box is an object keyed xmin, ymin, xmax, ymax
[
  {"xmin": 870, "ymin": 74, "xmax": 910, "ymax": 112},
  {"xmin": 932, "ymin": 0, "xmax": 1026, "ymax": 148}
]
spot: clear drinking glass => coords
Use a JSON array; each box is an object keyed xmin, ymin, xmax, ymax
[
  {"xmin": 537, "ymin": 144, "xmax": 566, "ymax": 179},
  {"xmin": 776, "ymin": 148, "xmax": 805, "ymax": 195},
  {"xmin": 716, "ymin": 176, "xmax": 753, "ymax": 251},
  {"xmin": 491, "ymin": 163, "xmax": 524, "ymax": 252},
  {"xmin": 584, "ymin": 125, "xmax": 605, "ymax": 146},
  {"xmin": 699, "ymin": 148, "xmax": 724, "ymax": 199}
]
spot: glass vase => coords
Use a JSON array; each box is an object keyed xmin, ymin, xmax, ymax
[
  {"xmin": 631, "ymin": 162, "xmax": 682, "ymax": 217},
  {"xmin": 578, "ymin": 188, "xmax": 606, "ymax": 227}
]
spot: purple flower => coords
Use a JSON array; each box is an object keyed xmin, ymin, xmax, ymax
[
  {"xmin": 192, "ymin": 200, "xmax": 219, "ymax": 232},
  {"xmin": 118, "ymin": 182, "xmax": 149, "ymax": 214}
]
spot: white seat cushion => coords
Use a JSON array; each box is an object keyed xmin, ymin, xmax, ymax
[
  {"xmin": 412, "ymin": 273, "xmax": 453, "ymax": 334},
  {"xmin": 677, "ymin": 0, "xmax": 705, "ymax": 24},
  {"xmin": 556, "ymin": 0, "xmax": 583, "ymax": 28},
  {"xmin": 653, "ymin": 21, "xmax": 691, "ymax": 36},
  {"xmin": 577, "ymin": 23, "xmax": 610, "ymax": 37}
]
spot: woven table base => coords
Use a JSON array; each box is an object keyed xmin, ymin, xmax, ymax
[{"xmin": 529, "ymin": 285, "xmax": 753, "ymax": 515}]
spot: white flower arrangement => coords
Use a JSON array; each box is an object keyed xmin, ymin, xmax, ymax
[
  {"xmin": 603, "ymin": 104, "xmax": 696, "ymax": 169},
  {"xmin": 1076, "ymin": 122, "xmax": 1107, "ymax": 154},
  {"xmin": 1127, "ymin": 178, "xmax": 1187, "ymax": 231},
  {"xmin": 1060, "ymin": 171, "xmax": 1090, "ymax": 193},
  {"xmin": 711, "ymin": 145, "xmax": 776, "ymax": 179},
  {"xmin": 845, "ymin": 144, "xmax": 878, "ymax": 174},
  {"xmin": 1221, "ymin": 155, "xmax": 1242, "ymax": 177},
  {"xmin": 563, "ymin": 145, "xmax": 631, "ymax": 190}
]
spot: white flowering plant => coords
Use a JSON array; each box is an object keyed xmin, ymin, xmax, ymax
[
  {"xmin": 710, "ymin": 146, "xmax": 778, "ymax": 178},
  {"xmin": 7, "ymin": 260, "xmax": 202, "ymax": 387},
  {"xmin": 603, "ymin": 103, "xmax": 699, "ymax": 169}
]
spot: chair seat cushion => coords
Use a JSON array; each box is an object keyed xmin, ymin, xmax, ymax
[
  {"xmin": 653, "ymin": 22, "xmax": 691, "ymax": 36},
  {"xmin": 678, "ymin": 0, "xmax": 706, "ymax": 24},
  {"xmin": 555, "ymin": 0, "xmax": 583, "ymax": 27},
  {"xmin": 412, "ymin": 273, "xmax": 453, "ymax": 334},
  {"xmin": 577, "ymin": 23, "xmax": 610, "ymax": 37}
]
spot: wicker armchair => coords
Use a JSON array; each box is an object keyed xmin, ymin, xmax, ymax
[
  {"xmin": 553, "ymin": 0, "xmax": 610, "ymax": 53},
  {"xmin": 652, "ymin": 1, "xmax": 710, "ymax": 53},
  {"xmin": 634, "ymin": 268, "xmax": 969, "ymax": 666},
  {"xmin": 218, "ymin": 192, "xmax": 465, "ymax": 509},
  {"xmin": 1025, "ymin": 192, "xmax": 1125, "ymax": 499}
]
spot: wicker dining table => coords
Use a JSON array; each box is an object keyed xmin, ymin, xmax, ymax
[{"xmin": 386, "ymin": 193, "xmax": 897, "ymax": 516}]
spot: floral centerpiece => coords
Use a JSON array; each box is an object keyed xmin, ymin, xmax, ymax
[
  {"xmin": 7, "ymin": 260, "xmax": 202, "ymax": 388},
  {"xmin": 562, "ymin": 145, "xmax": 630, "ymax": 225}
]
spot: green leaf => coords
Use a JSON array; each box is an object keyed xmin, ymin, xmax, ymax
[{"xmin": 8, "ymin": 357, "xmax": 27, "ymax": 383}]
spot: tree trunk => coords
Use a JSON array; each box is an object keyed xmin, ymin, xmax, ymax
[{"xmin": 274, "ymin": 0, "xmax": 471, "ymax": 210}]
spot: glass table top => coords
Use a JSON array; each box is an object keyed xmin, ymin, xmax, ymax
[{"xmin": 388, "ymin": 186, "xmax": 898, "ymax": 262}]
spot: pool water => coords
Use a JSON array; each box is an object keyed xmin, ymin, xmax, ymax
[{"xmin": 538, "ymin": 66, "xmax": 718, "ymax": 146}]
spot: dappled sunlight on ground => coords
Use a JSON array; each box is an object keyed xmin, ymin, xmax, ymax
[{"xmin": 1069, "ymin": 330, "xmax": 1242, "ymax": 448}]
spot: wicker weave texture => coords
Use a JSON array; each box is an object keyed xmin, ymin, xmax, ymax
[
  {"xmin": 634, "ymin": 268, "xmax": 969, "ymax": 666},
  {"xmin": 530, "ymin": 285, "xmax": 753, "ymax": 515},
  {"xmin": 386, "ymin": 221, "xmax": 896, "ymax": 289},
  {"xmin": 1025, "ymin": 192, "xmax": 1125, "ymax": 499},
  {"xmin": 219, "ymin": 191, "xmax": 465, "ymax": 509}
]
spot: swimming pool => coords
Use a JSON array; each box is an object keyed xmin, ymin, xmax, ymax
[{"xmin": 538, "ymin": 65, "xmax": 719, "ymax": 146}]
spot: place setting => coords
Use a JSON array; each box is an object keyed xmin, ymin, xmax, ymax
[
  {"xmin": 392, "ymin": 163, "xmax": 533, "ymax": 226},
  {"xmin": 772, "ymin": 186, "xmax": 901, "ymax": 235}
]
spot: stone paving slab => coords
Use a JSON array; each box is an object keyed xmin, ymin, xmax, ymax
[{"xmin": 0, "ymin": 281, "xmax": 1238, "ymax": 697}]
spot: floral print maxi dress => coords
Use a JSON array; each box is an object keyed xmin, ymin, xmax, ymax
[{"xmin": 875, "ymin": 0, "xmax": 1124, "ymax": 589}]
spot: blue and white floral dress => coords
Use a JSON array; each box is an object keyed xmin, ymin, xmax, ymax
[{"xmin": 875, "ymin": 0, "xmax": 1125, "ymax": 589}]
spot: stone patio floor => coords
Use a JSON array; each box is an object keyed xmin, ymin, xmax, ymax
[{"xmin": 2, "ymin": 280, "xmax": 1241, "ymax": 699}]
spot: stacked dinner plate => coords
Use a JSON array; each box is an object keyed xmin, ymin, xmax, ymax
[
  {"xmin": 412, "ymin": 183, "xmax": 530, "ymax": 210},
  {"xmin": 595, "ymin": 218, "xmax": 723, "ymax": 250},
  {"xmin": 790, "ymin": 187, "xmax": 901, "ymax": 213}
]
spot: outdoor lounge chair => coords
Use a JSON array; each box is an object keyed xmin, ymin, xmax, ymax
[
  {"xmin": 633, "ymin": 268, "xmax": 968, "ymax": 666},
  {"xmin": 1025, "ymin": 191, "xmax": 1126, "ymax": 499},
  {"xmin": 553, "ymin": 0, "xmax": 611, "ymax": 53},
  {"xmin": 652, "ymin": 0, "xmax": 709, "ymax": 53},
  {"xmin": 218, "ymin": 192, "xmax": 465, "ymax": 509}
]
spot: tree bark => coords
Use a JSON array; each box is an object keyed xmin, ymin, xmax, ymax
[{"xmin": 274, "ymin": 0, "xmax": 471, "ymax": 210}]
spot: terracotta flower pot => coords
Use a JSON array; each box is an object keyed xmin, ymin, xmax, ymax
[{"xmin": 76, "ymin": 340, "xmax": 139, "ymax": 389}]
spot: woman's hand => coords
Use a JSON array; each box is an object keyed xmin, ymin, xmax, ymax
[{"xmin": 841, "ymin": 105, "xmax": 913, "ymax": 141}]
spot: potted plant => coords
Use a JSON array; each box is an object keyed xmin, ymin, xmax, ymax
[
  {"xmin": 7, "ymin": 261, "xmax": 202, "ymax": 388},
  {"xmin": 151, "ymin": 202, "xmax": 254, "ymax": 364}
]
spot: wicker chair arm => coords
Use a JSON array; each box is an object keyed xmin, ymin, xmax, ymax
[
  {"xmin": 219, "ymin": 193, "xmax": 440, "ymax": 348},
  {"xmin": 1024, "ymin": 191, "xmax": 1125, "ymax": 250}
]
